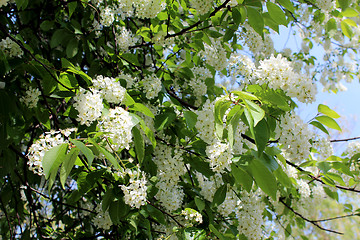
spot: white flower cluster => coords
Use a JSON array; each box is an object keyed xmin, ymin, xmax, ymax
[
  {"xmin": 196, "ymin": 172, "xmax": 222, "ymax": 202},
  {"xmin": 203, "ymin": 40, "xmax": 228, "ymax": 71},
  {"xmin": 238, "ymin": 23, "xmax": 274, "ymax": 58},
  {"xmin": 256, "ymin": 54, "xmax": 317, "ymax": 103},
  {"xmin": 98, "ymin": 107, "xmax": 134, "ymax": 152},
  {"xmin": 236, "ymin": 191, "xmax": 265, "ymax": 240},
  {"xmin": 134, "ymin": 0, "xmax": 166, "ymax": 19},
  {"xmin": 118, "ymin": 72, "xmax": 136, "ymax": 88},
  {"xmin": 297, "ymin": 179, "xmax": 311, "ymax": 198},
  {"xmin": 195, "ymin": 99, "xmax": 215, "ymax": 144},
  {"xmin": 0, "ymin": 37, "xmax": 23, "ymax": 57},
  {"xmin": 206, "ymin": 141, "xmax": 233, "ymax": 173},
  {"xmin": 217, "ymin": 187, "xmax": 238, "ymax": 217},
  {"xmin": 20, "ymin": 86, "xmax": 41, "ymax": 108},
  {"xmin": 315, "ymin": 0, "xmax": 336, "ymax": 12},
  {"xmin": 190, "ymin": 0, "xmax": 213, "ymax": 15},
  {"xmin": 232, "ymin": 120, "xmax": 249, "ymax": 155},
  {"xmin": 142, "ymin": 73, "xmax": 162, "ymax": 99},
  {"xmin": 189, "ymin": 67, "xmax": 210, "ymax": 104},
  {"xmin": 100, "ymin": 6, "xmax": 115, "ymax": 27},
  {"xmin": 181, "ymin": 208, "xmax": 203, "ymax": 226},
  {"xmin": 93, "ymin": 205, "xmax": 112, "ymax": 230},
  {"xmin": 120, "ymin": 168, "xmax": 148, "ymax": 209},
  {"xmin": 227, "ymin": 53, "xmax": 254, "ymax": 89},
  {"xmin": 344, "ymin": 141, "xmax": 360, "ymax": 159},
  {"xmin": 115, "ymin": 27, "xmax": 138, "ymax": 51},
  {"xmin": 73, "ymin": 88, "xmax": 103, "ymax": 126},
  {"xmin": 92, "ymin": 75, "xmax": 126, "ymax": 104},
  {"xmin": 153, "ymin": 143, "xmax": 186, "ymax": 212},
  {"xmin": 312, "ymin": 137, "xmax": 333, "ymax": 160},
  {"xmin": 27, "ymin": 129, "xmax": 76, "ymax": 175},
  {"xmin": 275, "ymin": 113, "xmax": 313, "ymax": 162}
]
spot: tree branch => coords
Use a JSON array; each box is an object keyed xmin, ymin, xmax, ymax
[{"xmin": 279, "ymin": 198, "xmax": 343, "ymax": 235}]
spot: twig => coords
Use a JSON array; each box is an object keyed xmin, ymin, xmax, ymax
[{"xmin": 279, "ymin": 198, "xmax": 343, "ymax": 235}]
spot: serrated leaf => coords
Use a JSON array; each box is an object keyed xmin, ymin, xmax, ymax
[
  {"xmin": 315, "ymin": 116, "xmax": 341, "ymax": 131},
  {"xmin": 231, "ymin": 90, "xmax": 259, "ymax": 101}
]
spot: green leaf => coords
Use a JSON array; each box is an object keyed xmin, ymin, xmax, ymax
[
  {"xmin": 228, "ymin": 107, "xmax": 243, "ymax": 148},
  {"xmin": 50, "ymin": 29, "xmax": 69, "ymax": 48},
  {"xmin": 128, "ymin": 103, "xmax": 154, "ymax": 118},
  {"xmin": 232, "ymin": 7, "xmax": 242, "ymax": 25},
  {"xmin": 326, "ymin": 18, "xmax": 337, "ymax": 35},
  {"xmin": 212, "ymin": 184, "xmax": 227, "ymax": 207},
  {"xmin": 68, "ymin": 2, "xmax": 77, "ymax": 18},
  {"xmin": 40, "ymin": 20, "xmax": 54, "ymax": 31},
  {"xmin": 247, "ymin": 7, "xmax": 264, "ymax": 38},
  {"xmin": 244, "ymin": 99, "xmax": 265, "ymax": 127},
  {"xmin": 231, "ymin": 90, "xmax": 259, "ymax": 101},
  {"xmin": 121, "ymin": 53, "xmax": 140, "ymax": 66},
  {"xmin": 338, "ymin": 0, "xmax": 351, "ymax": 10},
  {"xmin": 60, "ymin": 148, "xmax": 79, "ymax": 189},
  {"xmin": 342, "ymin": 7, "xmax": 359, "ymax": 17},
  {"xmin": 195, "ymin": 196, "xmax": 205, "ymax": 212},
  {"xmin": 254, "ymin": 119, "xmax": 269, "ymax": 154},
  {"xmin": 266, "ymin": 2, "xmax": 287, "ymax": 25},
  {"xmin": 42, "ymin": 143, "xmax": 68, "ymax": 179},
  {"xmin": 209, "ymin": 224, "xmax": 226, "ymax": 240},
  {"xmin": 70, "ymin": 139, "xmax": 94, "ymax": 167},
  {"xmin": 183, "ymin": 110, "xmax": 198, "ymax": 129},
  {"xmin": 276, "ymin": 0, "xmax": 295, "ymax": 12},
  {"xmin": 109, "ymin": 199, "xmax": 129, "ymax": 224},
  {"xmin": 102, "ymin": 187, "xmax": 114, "ymax": 212},
  {"xmin": 146, "ymin": 205, "xmax": 166, "ymax": 225},
  {"xmin": 249, "ymin": 159, "xmax": 277, "ymax": 200},
  {"xmin": 132, "ymin": 127, "xmax": 145, "ymax": 164},
  {"xmin": 318, "ymin": 104, "xmax": 340, "ymax": 119},
  {"xmin": 315, "ymin": 116, "xmax": 341, "ymax": 131},
  {"xmin": 341, "ymin": 20, "xmax": 354, "ymax": 38},
  {"xmin": 309, "ymin": 121, "xmax": 330, "ymax": 135},
  {"xmin": 89, "ymin": 139, "xmax": 121, "ymax": 170},
  {"xmin": 154, "ymin": 111, "xmax": 176, "ymax": 131},
  {"xmin": 274, "ymin": 165, "xmax": 292, "ymax": 188},
  {"xmin": 66, "ymin": 38, "xmax": 78, "ymax": 58},
  {"xmin": 231, "ymin": 164, "xmax": 253, "ymax": 192}
]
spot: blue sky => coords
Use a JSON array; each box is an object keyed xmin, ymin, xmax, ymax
[{"xmin": 272, "ymin": 26, "xmax": 360, "ymax": 153}]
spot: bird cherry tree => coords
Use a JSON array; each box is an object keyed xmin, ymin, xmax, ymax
[{"xmin": 1, "ymin": 0, "xmax": 360, "ymax": 239}]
